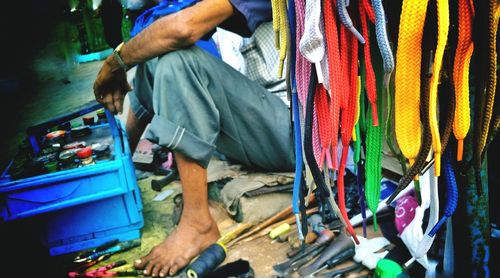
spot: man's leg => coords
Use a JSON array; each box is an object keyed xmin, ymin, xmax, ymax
[
  {"xmin": 136, "ymin": 153, "xmax": 219, "ymax": 277},
  {"xmin": 126, "ymin": 107, "xmax": 149, "ymax": 153},
  {"xmin": 131, "ymin": 46, "xmax": 294, "ymax": 276},
  {"xmin": 126, "ymin": 57, "xmax": 157, "ymax": 152}
]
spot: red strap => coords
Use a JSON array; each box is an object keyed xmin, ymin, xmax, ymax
[
  {"xmin": 338, "ymin": 24, "xmax": 360, "ymax": 245},
  {"xmin": 315, "ymin": 84, "xmax": 333, "ymax": 168},
  {"xmin": 360, "ymin": 0, "xmax": 379, "ymax": 126},
  {"xmin": 324, "ymin": 0, "xmax": 342, "ymax": 170},
  {"xmin": 365, "ymin": 0, "xmax": 376, "ymax": 23}
]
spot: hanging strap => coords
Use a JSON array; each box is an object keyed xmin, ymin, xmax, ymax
[
  {"xmin": 295, "ymin": 0, "xmax": 311, "ymax": 107},
  {"xmin": 372, "ymin": 0, "xmax": 394, "ymax": 89},
  {"xmin": 353, "ymin": 76, "xmax": 362, "ymax": 162},
  {"xmin": 427, "ymin": 0, "xmax": 450, "ymax": 177},
  {"xmin": 271, "ymin": 0, "xmax": 289, "ymax": 78},
  {"xmin": 315, "ymin": 85, "xmax": 333, "ymax": 168},
  {"xmin": 360, "ymin": 0, "xmax": 379, "ymax": 127},
  {"xmin": 337, "ymin": 0, "xmax": 365, "ymax": 43},
  {"xmin": 288, "ymin": 0, "xmax": 308, "ymax": 242},
  {"xmin": 300, "ymin": 0, "xmax": 326, "ymax": 83},
  {"xmin": 324, "ymin": 0, "xmax": 342, "ymax": 170},
  {"xmin": 303, "ymin": 67, "xmax": 359, "ymax": 244},
  {"xmin": 337, "ymin": 18, "xmax": 360, "ymax": 240},
  {"xmin": 428, "ymin": 147, "xmax": 458, "ymax": 236},
  {"xmin": 394, "ymin": 0, "xmax": 430, "ymax": 166},
  {"xmin": 364, "ymin": 78, "xmax": 384, "ymax": 231},
  {"xmin": 478, "ymin": 0, "xmax": 499, "ymax": 155},
  {"xmin": 453, "ymin": 0, "xmax": 475, "ymax": 161},
  {"xmin": 388, "ymin": 49, "xmax": 456, "ymax": 205}
]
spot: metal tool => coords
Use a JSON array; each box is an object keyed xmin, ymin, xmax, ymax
[
  {"xmin": 318, "ymin": 263, "xmax": 363, "ymax": 278},
  {"xmin": 304, "ymin": 248, "xmax": 356, "ymax": 277},
  {"xmin": 73, "ymin": 240, "xmax": 141, "ymax": 263},
  {"xmin": 68, "ymin": 260, "xmax": 128, "ymax": 277},
  {"xmin": 151, "ymin": 168, "xmax": 179, "ymax": 192},
  {"xmin": 297, "ymin": 233, "xmax": 355, "ymax": 276},
  {"xmin": 73, "ymin": 239, "xmax": 120, "ymax": 262},
  {"xmin": 273, "ymin": 240, "xmax": 330, "ymax": 275}
]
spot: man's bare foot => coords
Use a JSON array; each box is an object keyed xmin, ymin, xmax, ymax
[{"xmin": 134, "ymin": 215, "xmax": 220, "ymax": 277}]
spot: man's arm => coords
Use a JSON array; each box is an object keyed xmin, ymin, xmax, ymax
[
  {"xmin": 94, "ymin": 0, "xmax": 235, "ymax": 114},
  {"xmin": 117, "ymin": 0, "xmax": 235, "ymax": 67}
]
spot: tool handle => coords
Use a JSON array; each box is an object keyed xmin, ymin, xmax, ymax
[
  {"xmin": 324, "ymin": 247, "xmax": 355, "ymax": 268},
  {"xmin": 186, "ymin": 243, "xmax": 226, "ymax": 278}
]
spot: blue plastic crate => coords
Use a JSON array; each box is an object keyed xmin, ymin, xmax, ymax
[
  {"xmin": 41, "ymin": 186, "xmax": 143, "ymax": 256},
  {"xmin": 0, "ymin": 102, "xmax": 139, "ymax": 221},
  {"xmin": 0, "ymin": 101, "xmax": 144, "ymax": 256}
]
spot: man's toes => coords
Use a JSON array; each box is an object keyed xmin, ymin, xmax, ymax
[
  {"xmin": 135, "ymin": 253, "xmax": 154, "ymax": 269},
  {"xmin": 169, "ymin": 263, "xmax": 180, "ymax": 276},
  {"xmin": 143, "ymin": 260, "xmax": 158, "ymax": 276},
  {"xmin": 151, "ymin": 262, "xmax": 165, "ymax": 277},
  {"xmin": 159, "ymin": 265, "xmax": 171, "ymax": 277}
]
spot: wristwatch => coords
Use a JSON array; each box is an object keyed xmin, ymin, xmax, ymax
[{"xmin": 112, "ymin": 42, "xmax": 129, "ymax": 71}]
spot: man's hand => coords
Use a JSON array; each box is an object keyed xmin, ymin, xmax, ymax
[{"xmin": 93, "ymin": 56, "xmax": 132, "ymax": 114}]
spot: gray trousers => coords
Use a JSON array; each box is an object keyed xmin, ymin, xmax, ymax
[{"xmin": 129, "ymin": 46, "xmax": 295, "ymax": 171}]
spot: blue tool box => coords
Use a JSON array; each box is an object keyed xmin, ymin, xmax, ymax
[{"xmin": 0, "ymin": 101, "xmax": 144, "ymax": 256}]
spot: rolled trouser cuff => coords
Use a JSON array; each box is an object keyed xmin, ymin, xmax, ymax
[
  {"xmin": 145, "ymin": 114, "xmax": 216, "ymax": 168},
  {"xmin": 128, "ymin": 91, "xmax": 153, "ymax": 122}
]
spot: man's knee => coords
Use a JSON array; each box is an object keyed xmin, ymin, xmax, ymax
[{"xmin": 155, "ymin": 46, "xmax": 208, "ymax": 78}]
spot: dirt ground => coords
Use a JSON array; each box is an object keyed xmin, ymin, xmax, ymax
[{"xmin": 80, "ymin": 174, "xmax": 382, "ymax": 278}]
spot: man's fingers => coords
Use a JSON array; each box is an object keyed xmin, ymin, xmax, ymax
[
  {"xmin": 113, "ymin": 90, "xmax": 125, "ymax": 114},
  {"xmin": 103, "ymin": 93, "xmax": 116, "ymax": 114}
]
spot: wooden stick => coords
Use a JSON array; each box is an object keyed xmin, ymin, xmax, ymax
[
  {"xmin": 218, "ymin": 222, "xmax": 253, "ymax": 246},
  {"xmin": 234, "ymin": 207, "xmax": 319, "ymax": 245},
  {"xmin": 230, "ymin": 194, "xmax": 316, "ymax": 245}
]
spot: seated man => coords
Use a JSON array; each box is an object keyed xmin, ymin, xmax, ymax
[{"xmin": 93, "ymin": 0, "xmax": 294, "ymax": 276}]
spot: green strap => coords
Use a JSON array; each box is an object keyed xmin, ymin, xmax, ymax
[
  {"xmin": 364, "ymin": 25, "xmax": 385, "ymax": 231},
  {"xmin": 354, "ymin": 123, "xmax": 361, "ymax": 163}
]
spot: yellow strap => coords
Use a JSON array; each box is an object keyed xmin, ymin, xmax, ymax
[
  {"xmin": 272, "ymin": 0, "xmax": 288, "ymax": 78},
  {"xmin": 395, "ymin": 0, "xmax": 430, "ymax": 166},
  {"xmin": 353, "ymin": 76, "xmax": 362, "ymax": 141},
  {"xmin": 428, "ymin": 0, "xmax": 450, "ymax": 176}
]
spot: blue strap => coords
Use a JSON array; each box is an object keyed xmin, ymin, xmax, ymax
[{"xmin": 428, "ymin": 147, "xmax": 458, "ymax": 236}]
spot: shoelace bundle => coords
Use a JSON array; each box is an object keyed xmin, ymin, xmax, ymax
[
  {"xmin": 453, "ymin": 0, "xmax": 475, "ymax": 161},
  {"xmin": 337, "ymin": 20, "xmax": 360, "ymax": 242},
  {"xmin": 304, "ymin": 68, "xmax": 356, "ymax": 243},
  {"xmin": 413, "ymin": 54, "xmax": 456, "ymax": 259}
]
